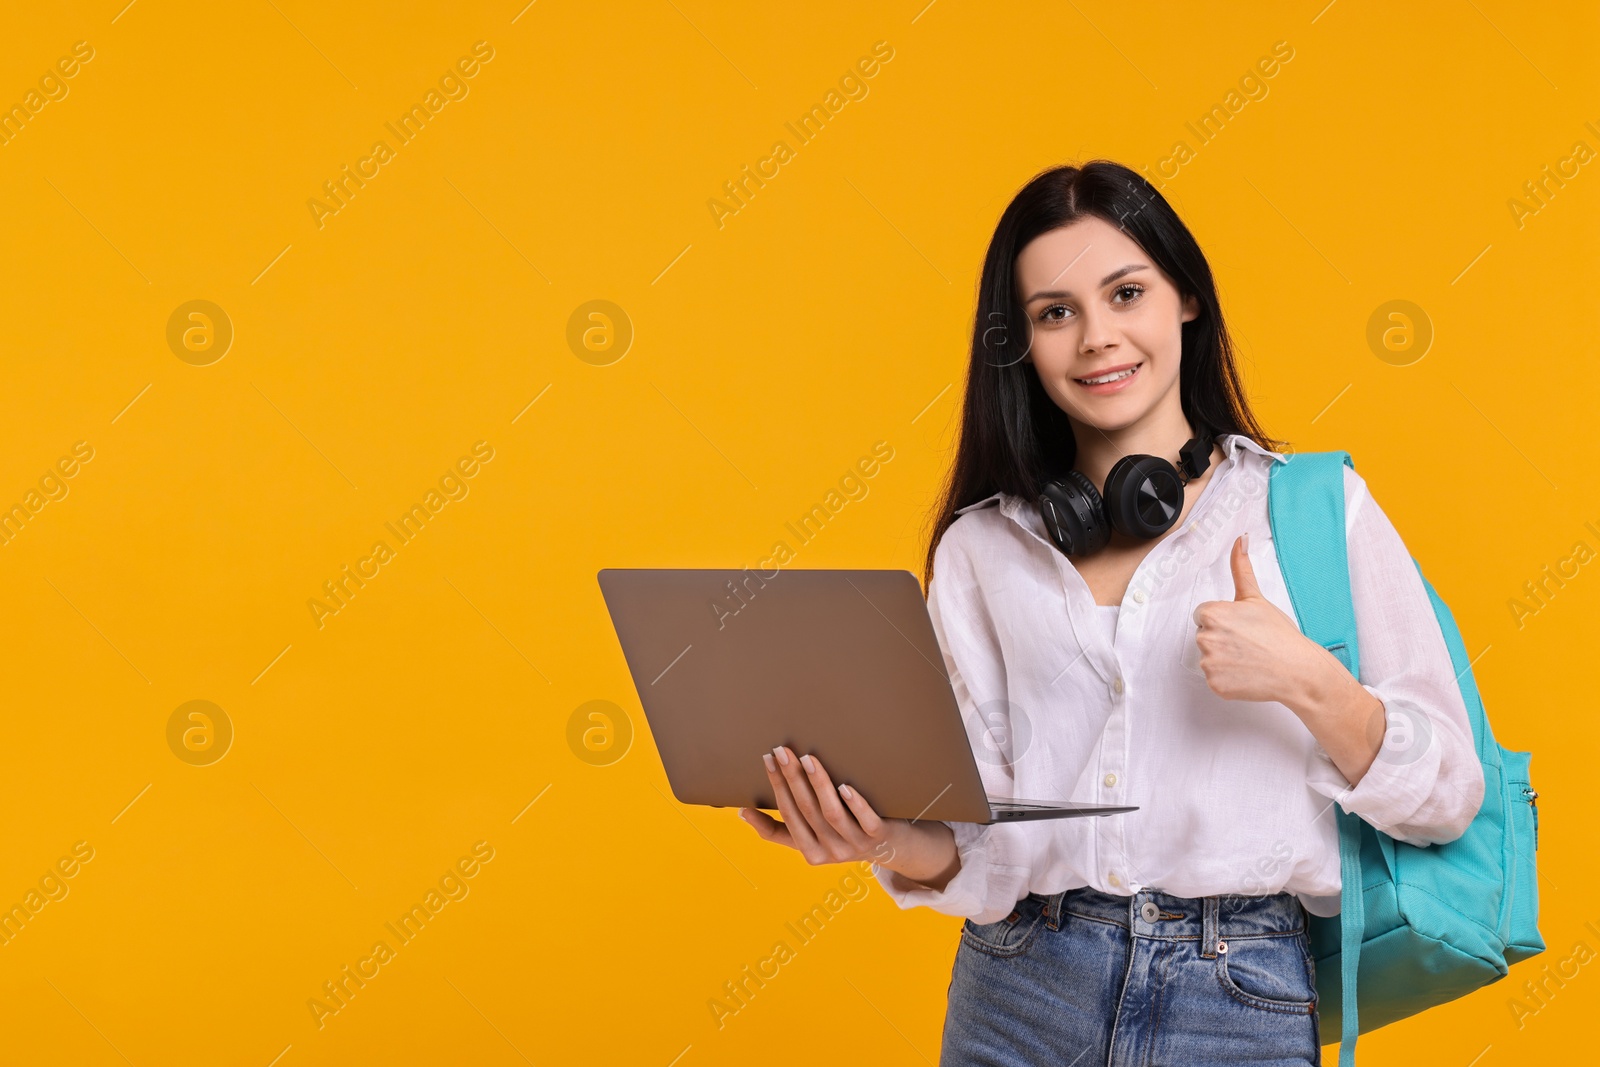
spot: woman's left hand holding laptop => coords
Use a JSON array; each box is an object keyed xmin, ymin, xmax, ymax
[{"xmin": 738, "ymin": 746, "xmax": 962, "ymax": 892}]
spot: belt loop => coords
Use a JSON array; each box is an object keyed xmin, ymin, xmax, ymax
[
  {"xmin": 1045, "ymin": 890, "xmax": 1064, "ymax": 931},
  {"xmin": 1200, "ymin": 896, "xmax": 1220, "ymax": 958}
]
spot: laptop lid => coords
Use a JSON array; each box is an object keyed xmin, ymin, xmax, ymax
[{"xmin": 597, "ymin": 567, "xmax": 995, "ymax": 822}]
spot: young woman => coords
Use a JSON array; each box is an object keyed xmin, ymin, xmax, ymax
[{"xmin": 737, "ymin": 160, "xmax": 1484, "ymax": 1065}]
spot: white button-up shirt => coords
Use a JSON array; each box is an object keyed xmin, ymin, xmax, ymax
[{"xmin": 872, "ymin": 433, "xmax": 1485, "ymax": 924}]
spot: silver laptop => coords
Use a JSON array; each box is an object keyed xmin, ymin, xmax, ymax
[{"xmin": 598, "ymin": 567, "xmax": 1138, "ymax": 825}]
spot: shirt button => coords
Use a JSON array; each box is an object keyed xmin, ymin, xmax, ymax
[
  {"xmin": 1108, "ymin": 871, "xmax": 1122, "ymax": 888},
  {"xmin": 1103, "ymin": 772, "xmax": 1118, "ymax": 787},
  {"xmin": 1131, "ymin": 589, "xmax": 1146, "ymax": 604},
  {"xmin": 1112, "ymin": 676, "xmax": 1125, "ymax": 695}
]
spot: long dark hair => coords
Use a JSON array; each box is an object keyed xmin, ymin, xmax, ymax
[{"xmin": 922, "ymin": 160, "xmax": 1286, "ymax": 590}]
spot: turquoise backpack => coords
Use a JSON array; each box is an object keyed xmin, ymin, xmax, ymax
[{"xmin": 1266, "ymin": 450, "xmax": 1545, "ymax": 1066}]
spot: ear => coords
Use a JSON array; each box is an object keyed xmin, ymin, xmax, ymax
[{"xmin": 1180, "ymin": 292, "xmax": 1201, "ymax": 324}]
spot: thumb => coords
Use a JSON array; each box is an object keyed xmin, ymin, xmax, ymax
[{"xmin": 1231, "ymin": 533, "xmax": 1261, "ymax": 600}]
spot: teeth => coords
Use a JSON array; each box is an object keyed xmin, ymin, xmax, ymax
[{"xmin": 1077, "ymin": 366, "xmax": 1137, "ymax": 385}]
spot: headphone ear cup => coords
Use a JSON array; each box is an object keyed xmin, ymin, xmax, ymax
[
  {"xmin": 1039, "ymin": 469, "xmax": 1110, "ymax": 556},
  {"xmin": 1103, "ymin": 455, "xmax": 1184, "ymax": 539}
]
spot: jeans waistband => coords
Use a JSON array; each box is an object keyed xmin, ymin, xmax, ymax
[{"xmin": 1029, "ymin": 884, "xmax": 1308, "ymax": 959}]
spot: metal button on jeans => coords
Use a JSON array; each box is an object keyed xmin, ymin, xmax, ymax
[{"xmin": 1139, "ymin": 901, "xmax": 1160, "ymax": 922}]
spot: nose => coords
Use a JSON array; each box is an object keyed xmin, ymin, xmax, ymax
[{"xmin": 1076, "ymin": 303, "xmax": 1118, "ymax": 355}]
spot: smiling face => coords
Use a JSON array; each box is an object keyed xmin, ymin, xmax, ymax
[{"xmin": 1016, "ymin": 215, "xmax": 1199, "ymax": 435}]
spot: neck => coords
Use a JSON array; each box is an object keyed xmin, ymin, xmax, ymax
[{"xmin": 1070, "ymin": 410, "xmax": 1215, "ymax": 489}]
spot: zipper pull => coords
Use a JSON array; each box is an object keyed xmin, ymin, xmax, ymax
[{"xmin": 1523, "ymin": 787, "xmax": 1539, "ymax": 851}]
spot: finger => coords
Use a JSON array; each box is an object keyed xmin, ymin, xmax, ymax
[
  {"xmin": 1231, "ymin": 533, "xmax": 1261, "ymax": 600},
  {"xmin": 836, "ymin": 780, "xmax": 888, "ymax": 838},
  {"xmin": 800, "ymin": 754, "xmax": 875, "ymax": 849},
  {"xmin": 775, "ymin": 746, "xmax": 850, "ymax": 848},
  {"xmin": 840, "ymin": 786, "xmax": 907, "ymax": 868},
  {"xmin": 763, "ymin": 752, "xmax": 824, "ymax": 856},
  {"xmin": 738, "ymin": 806, "xmax": 796, "ymax": 849}
]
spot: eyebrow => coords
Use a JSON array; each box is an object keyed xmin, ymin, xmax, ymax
[{"xmin": 1023, "ymin": 263, "xmax": 1149, "ymax": 303}]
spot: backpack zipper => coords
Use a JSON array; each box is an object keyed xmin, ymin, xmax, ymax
[{"xmin": 1522, "ymin": 787, "xmax": 1539, "ymax": 851}]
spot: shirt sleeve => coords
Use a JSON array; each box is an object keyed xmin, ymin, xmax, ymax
[
  {"xmin": 870, "ymin": 518, "xmax": 1037, "ymax": 923},
  {"xmin": 1303, "ymin": 465, "xmax": 1486, "ymax": 845}
]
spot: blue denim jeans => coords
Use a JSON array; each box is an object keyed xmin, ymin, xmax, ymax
[{"xmin": 941, "ymin": 884, "xmax": 1322, "ymax": 1066}]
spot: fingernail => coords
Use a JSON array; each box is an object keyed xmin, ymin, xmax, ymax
[
  {"xmin": 762, "ymin": 753, "xmax": 776, "ymax": 772},
  {"xmin": 736, "ymin": 807, "xmax": 747, "ymax": 819},
  {"xmin": 840, "ymin": 784, "xmax": 854, "ymax": 799},
  {"xmin": 1242, "ymin": 532, "xmax": 1250, "ymax": 551},
  {"xmin": 800, "ymin": 754, "xmax": 815, "ymax": 773},
  {"xmin": 774, "ymin": 746, "xmax": 789, "ymax": 766}
]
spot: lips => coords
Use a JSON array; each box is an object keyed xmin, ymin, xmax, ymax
[{"xmin": 1073, "ymin": 362, "xmax": 1142, "ymax": 391}]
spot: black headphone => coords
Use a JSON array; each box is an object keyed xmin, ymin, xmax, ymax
[{"xmin": 1038, "ymin": 425, "xmax": 1217, "ymax": 557}]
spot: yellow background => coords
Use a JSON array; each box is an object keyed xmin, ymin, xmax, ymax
[{"xmin": 1, "ymin": 1, "xmax": 1595, "ymax": 1063}]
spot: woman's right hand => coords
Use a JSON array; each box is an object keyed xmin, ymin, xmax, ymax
[{"xmin": 737, "ymin": 745, "xmax": 962, "ymax": 892}]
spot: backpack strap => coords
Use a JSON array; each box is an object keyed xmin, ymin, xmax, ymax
[{"xmin": 1267, "ymin": 450, "xmax": 1364, "ymax": 1067}]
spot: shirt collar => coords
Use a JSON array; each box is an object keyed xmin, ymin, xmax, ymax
[{"xmin": 952, "ymin": 432, "xmax": 1286, "ymax": 517}]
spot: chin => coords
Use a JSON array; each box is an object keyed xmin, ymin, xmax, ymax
[{"xmin": 1052, "ymin": 389, "xmax": 1152, "ymax": 427}]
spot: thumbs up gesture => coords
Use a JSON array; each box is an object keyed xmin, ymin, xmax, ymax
[{"xmin": 1193, "ymin": 533, "xmax": 1322, "ymax": 704}]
